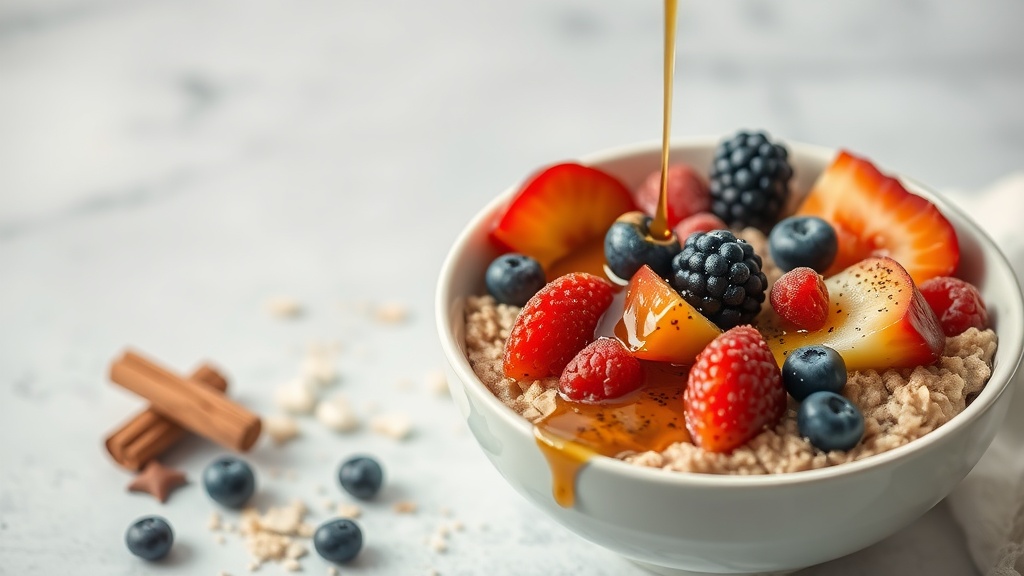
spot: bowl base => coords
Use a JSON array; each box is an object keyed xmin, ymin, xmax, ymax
[{"xmin": 629, "ymin": 558, "xmax": 797, "ymax": 576}]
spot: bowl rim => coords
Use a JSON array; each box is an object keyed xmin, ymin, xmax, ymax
[{"xmin": 435, "ymin": 135, "xmax": 1024, "ymax": 488}]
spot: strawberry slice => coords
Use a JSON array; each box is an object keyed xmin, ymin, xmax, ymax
[
  {"xmin": 503, "ymin": 273, "xmax": 615, "ymax": 381},
  {"xmin": 796, "ymin": 151, "xmax": 959, "ymax": 285},
  {"xmin": 490, "ymin": 163, "xmax": 637, "ymax": 271},
  {"xmin": 684, "ymin": 326, "xmax": 786, "ymax": 453}
]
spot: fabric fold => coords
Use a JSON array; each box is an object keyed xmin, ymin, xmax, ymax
[{"xmin": 945, "ymin": 174, "xmax": 1024, "ymax": 576}]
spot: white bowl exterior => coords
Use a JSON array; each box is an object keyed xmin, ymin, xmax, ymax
[{"xmin": 437, "ymin": 139, "xmax": 1024, "ymax": 574}]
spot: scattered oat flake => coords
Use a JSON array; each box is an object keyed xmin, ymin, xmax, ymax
[
  {"xmin": 266, "ymin": 297, "xmax": 303, "ymax": 319},
  {"xmin": 336, "ymin": 503, "xmax": 362, "ymax": 519},
  {"xmin": 316, "ymin": 395, "xmax": 359, "ymax": 433},
  {"xmin": 275, "ymin": 379, "xmax": 317, "ymax": 415},
  {"xmin": 322, "ymin": 499, "xmax": 335, "ymax": 511},
  {"xmin": 327, "ymin": 567, "xmax": 339, "ymax": 576},
  {"xmin": 429, "ymin": 534, "xmax": 447, "ymax": 553},
  {"xmin": 246, "ymin": 531, "xmax": 290, "ymax": 562},
  {"xmin": 214, "ymin": 534, "xmax": 226, "ymax": 545},
  {"xmin": 301, "ymin": 354, "xmax": 338, "ymax": 387},
  {"xmin": 450, "ymin": 520, "xmax": 464, "ymax": 532},
  {"xmin": 426, "ymin": 370, "xmax": 448, "ymax": 396},
  {"xmin": 223, "ymin": 522, "xmax": 235, "ymax": 533},
  {"xmin": 286, "ymin": 542, "xmax": 308, "ymax": 560},
  {"xmin": 247, "ymin": 559, "xmax": 262, "ymax": 572},
  {"xmin": 240, "ymin": 502, "xmax": 312, "ymax": 565},
  {"xmin": 393, "ymin": 501, "xmax": 417, "ymax": 514},
  {"xmin": 219, "ymin": 571, "xmax": 231, "ymax": 576},
  {"xmin": 297, "ymin": 523, "xmax": 315, "ymax": 538},
  {"xmin": 426, "ymin": 570, "xmax": 439, "ymax": 576},
  {"xmin": 265, "ymin": 416, "xmax": 300, "ymax": 445},
  {"xmin": 240, "ymin": 509, "xmax": 261, "ymax": 535},
  {"xmin": 259, "ymin": 502, "xmax": 305, "ymax": 534},
  {"xmin": 371, "ymin": 413, "xmax": 412, "ymax": 440},
  {"xmin": 374, "ymin": 302, "xmax": 409, "ymax": 324},
  {"xmin": 283, "ymin": 558, "xmax": 301, "ymax": 572},
  {"xmin": 436, "ymin": 524, "xmax": 450, "ymax": 537},
  {"xmin": 208, "ymin": 511, "xmax": 222, "ymax": 531},
  {"xmin": 439, "ymin": 507, "xmax": 451, "ymax": 518}
]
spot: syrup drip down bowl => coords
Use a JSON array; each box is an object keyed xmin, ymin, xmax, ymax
[{"xmin": 435, "ymin": 138, "xmax": 1024, "ymax": 575}]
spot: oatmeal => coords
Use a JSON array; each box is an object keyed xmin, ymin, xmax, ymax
[{"xmin": 463, "ymin": 229, "xmax": 997, "ymax": 475}]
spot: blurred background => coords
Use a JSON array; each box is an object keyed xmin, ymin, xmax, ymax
[{"xmin": 1, "ymin": 1, "xmax": 1022, "ymax": 574}]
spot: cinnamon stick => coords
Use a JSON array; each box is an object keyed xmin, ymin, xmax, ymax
[
  {"xmin": 105, "ymin": 364, "xmax": 227, "ymax": 471},
  {"xmin": 110, "ymin": 350, "xmax": 261, "ymax": 452}
]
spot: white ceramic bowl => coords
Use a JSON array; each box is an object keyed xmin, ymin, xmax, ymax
[{"xmin": 435, "ymin": 138, "xmax": 1024, "ymax": 575}]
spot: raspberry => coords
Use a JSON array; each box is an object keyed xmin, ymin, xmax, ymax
[
  {"xmin": 634, "ymin": 164, "xmax": 711, "ymax": 228},
  {"xmin": 770, "ymin": 267, "xmax": 830, "ymax": 331},
  {"xmin": 684, "ymin": 326, "xmax": 786, "ymax": 453},
  {"xmin": 503, "ymin": 273, "xmax": 614, "ymax": 380},
  {"xmin": 919, "ymin": 276, "xmax": 989, "ymax": 336},
  {"xmin": 673, "ymin": 212, "xmax": 728, "ymax": 242},
  {"xmin": 558, "ymin": 339, "xmax": 644, "ymax": 403}
]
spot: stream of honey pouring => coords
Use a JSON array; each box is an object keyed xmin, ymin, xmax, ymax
[{"xmin": 533, "ymin": 0, "xmax": 683, "ymax": 508}]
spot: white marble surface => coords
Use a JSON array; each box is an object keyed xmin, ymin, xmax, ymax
[{"xmin": 1, "ymin": 1, "xmax": 1022, "ymax": 574}]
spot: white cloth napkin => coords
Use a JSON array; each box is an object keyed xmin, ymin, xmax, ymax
[{"xmin": 945, "ymin": 174, "xmax": 1024, "ymax": 576}]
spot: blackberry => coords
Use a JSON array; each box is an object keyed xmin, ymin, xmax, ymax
[
  {"xmin": 670, "ymin": 230, "xmax": 767, "ymax": 329},
  {"xmin": 708, "ymin": 130, "xmax": 793, "ymax": 232}
]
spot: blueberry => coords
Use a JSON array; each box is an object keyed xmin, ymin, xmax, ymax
[
  {"xmin": 797, "ymin": 391, "xmax": 864, "ymax": 452},
  {"xmin": 782, "ymin": 345, "xmax": 847, "ymax": 402},
  {"xmin": 314, "ymin": 518, "xmax": 363, "ymax": 563},
  {"xmin": 338, "ymin": 456, "xmax": 383, "ymax": 500},
  {"xmin": 604, "ymin": 211, "xmax": 681, "ymax": 281},
  {"xmin": 202, "ymin": 456, "xmax": 255, "ymax": 508},
  {"xmin": 768, "ymin": 216, "xmax": 838, "ymax": 273},
  {"xmin": 125, "ymin": 516, "xmax": 174, "ymax": 561},
  {"xmin": 485, "ymin": 253, "xmax": 546, "ymax": 307}
]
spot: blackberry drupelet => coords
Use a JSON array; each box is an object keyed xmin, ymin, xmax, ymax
[
  {"xmin": 670, "ymin": 230, "xmax": 768, "ymax": 329},
  {"xmin": 708, "ymin": 130, "xmax": 793, "ymax": 232}
]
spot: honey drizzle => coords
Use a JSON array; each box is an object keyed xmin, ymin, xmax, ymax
[
  {"xmin": 649, "ymin": 0, "xmax": 678, "ymax": 241},
  {"xmin": 532, "ymin": 0, "xmax": 683, "ymax": 509},
  {"xmin": 533, "ymin": 364, "xmax": 691, "ymax": 508},
  {"xmin": 535, "ymin": 428, "xmax": 593, "ymax": 508}
]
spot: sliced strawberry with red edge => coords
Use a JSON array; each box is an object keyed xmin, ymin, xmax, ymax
[
  {"xmin": 503, "ymin": 272, "xmax": 614, "ymax": 380},
  {"xmin": 795, "ymin": 151, "xmax": 959, "ymax": 285},
  {"xmin": 684, "ymin": 326, "xmax": 786, "ymax": 453},
  {"xmin": 490, "ymin": 163, "xmax": 637, "ymax": 270}
]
